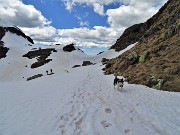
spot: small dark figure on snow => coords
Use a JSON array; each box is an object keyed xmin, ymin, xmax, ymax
[
  {"xmin": 46, "ymin": 70, "xmax": 48, "ymax": 75},
  {"xmin": 50, "ymin": 69, "xmax": 54, "ymax": 74}
]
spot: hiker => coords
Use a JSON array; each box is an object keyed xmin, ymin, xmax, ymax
[{"xmin": 50, "ymin": 69, "xmax": 54, "ymax": 74}]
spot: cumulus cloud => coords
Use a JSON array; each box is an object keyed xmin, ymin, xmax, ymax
[
  {"xmin": 63, "ymin": 0, "xmax": 118, "ymax": 15},
  {"xmin": 0, "ymin": 0, "xmax": 50, "ymax": 28},
  {"xmin": 106, "ymin": 5, "xmax": 157, "ymax": 28},
  {"xmin": 106, "ymin": 0, "xmax": 168, "ymax": 29},
  {"xmin": 92, "ymin": 3, "xmax": 105, "ymax": 16},
  {"xmin": 63, "ymin": 0, "xmax": 168, "ymax": 28},
  {"xmin": 0, "ymin": 0, "xmax": 168, "ymax": 49},
  {"xmin": 21, "ymin": 26, "xmax": 58, "ymax": 42},
  {"xmin": 63, "ymin": 0, "xmax": 117, "ymax": 6},
  {"xmin": 58, "ymin": 26, "xmax": 124, "ymax": 47},
  {"xmin": 58, "ymin": 0, "xmax": 168, "ymax": 48}
]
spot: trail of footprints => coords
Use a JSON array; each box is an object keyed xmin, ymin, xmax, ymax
[
  {"xmin": 58, "ymin": 90, "xmax": 87, "ymax": 135},
  {"xmin": 57, "ymin": 72, "xmax": 92, "ymax": 135},
  {"xmin": 56, "ymin": 69, "xmax": 162, "ymax": 135},
  {"xmin": 57, "ymin": 71, "xmax": 114, "ymax": 135}
]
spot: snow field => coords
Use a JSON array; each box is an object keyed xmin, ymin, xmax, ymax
[{"xmin": 0, "ymin": 32, "xmax": 180, "ymax": 135}]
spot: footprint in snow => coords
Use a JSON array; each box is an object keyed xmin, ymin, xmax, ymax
[
  {"xmin": 101, "ymin": 120, "xmax": 112, "ymax": 128},
  {"xmin": 124, "ymin": 128, "xmax": 131, "ymax": 134},
  {"xmin": 105, "ymin": 108, "xmax": 112, "ymax": 113}
]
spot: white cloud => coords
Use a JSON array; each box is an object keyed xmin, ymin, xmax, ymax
[
  {"xmin": 64, "ymin": 1, "xmax": 75, "ymax": 12},
  {"xmin": 75, "ymin": 15, "xmax": 89, "ymax": 27},
  {"xmin": 0, "ymin": 0, "xmax": 168, "ymax": 50},
  {"xmin": 79, "ymin": 21, "xmax": 89, "ymax": 27},
  {"xmin": 92, "ymin": 3, "xmax": 105, "ymax": 16},
  {"xmin": 0, "ymin": 0, "xmax": 50, "ymax": 28},
  {"xmin": 63, "ymin": 0, "xmax": 168, "ymax": 28},
  {"xmin": 106, "ymin": 0, "xmax": 168, "ymax": 29},
  {"xmin": 106, "ymin": 5, "xmax": 157, "ymax": 28},
  {"xmin": 58, "ymin": 26, "xmax": 124, "ymax": 47},
  {"xmin": 64, "ymin": 0, "xmax": 116, "ymax": 5},
  {"xmin": 63, "ymin": 0, "xmax": 118, "ymax": 15},
  {"xmin": 60, "ymin": 0, "xmax": 168, "ymax": 48},
  {"xmin": 21, "ymin": 26, "xmax": 58, "ymax": 42}
]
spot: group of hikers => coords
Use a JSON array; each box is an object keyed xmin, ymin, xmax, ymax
[{"xmin": 46, "ymin": 69, "xmax": 54, "ymax": 75}]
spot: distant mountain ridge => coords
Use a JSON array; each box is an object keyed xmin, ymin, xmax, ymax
[
  {"xmin": 104, "ymin": 0, "xmax": 180, "ymax": 91},
  {"xmin": 0, "ymin": 26, "xmax": 34, "ymax": 44},
  {"xmin": 0, "ymin": 26, "xmax": 34, "ymax": 59}
]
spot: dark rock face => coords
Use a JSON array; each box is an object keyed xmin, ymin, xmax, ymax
[
  {"xmin": 97, "ymin": 51, "xmax": 104, "ymax": 55},
  {"xmin": 23, "ymin": 48, "xmax": 56, "ymax": 59},
  {"xmin": 110, "ymin": 0, "xmax": 171, "ymax": 52},
  {"xmin": 0, "ymin": 27, "xmax": 6, "ymax": 40},
  {"xmin": 0, "ymin": 27, "xmax": 9, "ymax": 59},
  {"xmin": 77, "ymin": 48, "xmax": 84, "ymax": 53},
  {"xmin": 101, "ymin": 58, "xmax": 109, "ymax": 65},
  {"xmin": 63, "ymin": 44, "xmax": 76, "ymax": 52},
  {"xmin": 104, "ymin": 0, "xmax": 180, "ymax": 92},
  {"xmin": 110, "ymin": 23, "xmax": 146, "ymax": 51},
  {"xmin": 27, "ymin": 74, "xmax": 43, "ymax": 81},
  {"xmin": 72, "ymin": 61, "xmax": 95, "ymax": 68},
  {"xmin": 55, "ymin": 44, "xmax": 61, "ymax": 45},
  {"xmin": 0, "ymin": 41, "xmax": 9, "ymax": 59},
  {"xmin": 72, "ymin": 65, "xmax": 81, "ymax": 68},
  {"xmin": 23, "ymin": 48, "xmax": 57, "ymax": 69},
  {"xmin": 82, "ymin": 61, "xmax": 94, "ymax": 66}
]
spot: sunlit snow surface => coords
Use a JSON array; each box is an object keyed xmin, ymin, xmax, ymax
[{"xmin": 0, "ymin": 32, "xmax": 180, "ymax": 135}]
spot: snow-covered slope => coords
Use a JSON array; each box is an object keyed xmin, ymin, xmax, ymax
[
  {"xmin": 0, "ymin": 32, "xmax": 33, "ymax": 81},
  {"xmin": 0, "ymin": 63, "xmax": 180, "ymax": 135},
  {"xmin": 1, "ymin": 29, "xmax": 135, "ymax": 81},
  {"xmin": 0, "ymin": 31, "xmax": 180, "ymax": 135},
  {"xmin": 0, "ymin": 31, "xmax": 90, "ymax": 81}
]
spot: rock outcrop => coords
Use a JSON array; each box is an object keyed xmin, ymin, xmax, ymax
[
  {"xmin": 0, "ymin": 41, "xmax": 9, "ymax": 59},
  {"xmin": 27, "ymin": 74, "xmax": 43, "ymax": 81},
  {"xmin": 0, "ymin": 26, "xmax": 34, "ymax": 59},
  {"xmin": 0, "ymin": 26, "xmax": 34, "ymax": 44},
  {"xmin": 63, "ymin": 44, "xmax": 76, "ymax": 52},
  {"xmin": 82, "ymin": 61, "xmax": 94, "ymax": 66},
  {"xmin": 104, "ymin": 0, "xmax": 180, "ymax": 92},
  {"xmin": 110, "ymin": 23, "xmax": 146, "ymax": 51},
  {"xmin": 23, "ymin": 48, "xmax": 57, "ymax": 69},
  {"xmin": 0, "ymin": 27, "xmax": 9, "ymax": 59}
]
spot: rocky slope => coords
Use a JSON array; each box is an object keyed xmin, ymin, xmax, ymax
[
  {"xmin": 23, "ymin": 48, "xmax": 57, "ymax": 68},
  {"xmin": 110, "ymin": 23, "xmax": 145, "ymax": 51},
  {"xmin": 0, "ymin": 26, "xmax": 34, "ymax": 59},
  {"xmin": 0, "ymin": 27, "xmax": 8, "ymax": 59},
  {"xmin": 0, "ymin": 26, "xmax": 34, "ymax": 44},
  {"xmin": 104, "ymin": 0, "xmax": 180, "ymax": 92},
  {"xmin": 0, "ymin": 41, "xmax": 9, "ymax": 59},
  {"xmin": 110, "ymin": 0, "xmax": 176, "ymax": 52}
]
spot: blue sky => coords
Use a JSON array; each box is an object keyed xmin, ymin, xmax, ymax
[
  {"xmin": 21, "ymin": 0, "xmax": 119, "ymax": 29},
  {"xmin": 0, "ymin": 0, "xmax": 167, "ymax": 55}
]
